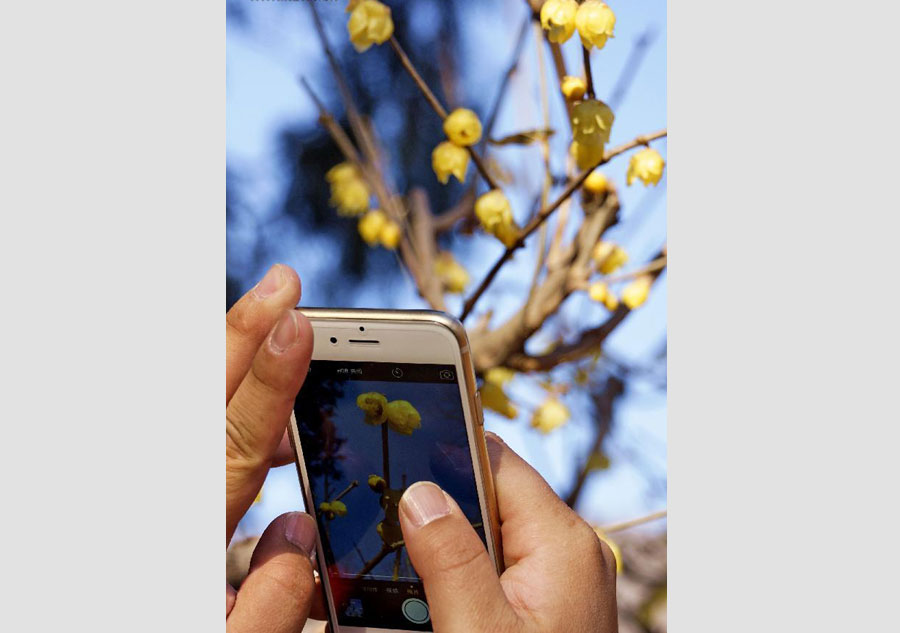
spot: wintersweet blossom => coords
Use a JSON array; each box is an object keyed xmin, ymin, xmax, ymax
[
  {"xmin": 433, "ymin": 251, "xmax": 469, "ymax": 294},
  {"xmin": 384, "ymin": 400, "xmax": 422, "ymax": 435},
  {"xmin": 571, "ymin": 140, "xmax": 605, "ymax": 170},
  {"xmin": 588, "ymin": 281, "xmax": 610, "ymax": 303},
  {"xmin": 443, "ymin": 108, "xmax": 482, "ymax": 146},
  {"xmin": 378, "ymin": 219, "xmax": 401, "ymax": 250},
  {"xmin": 540, "ymin": 0, "xmax": 579, "ymax": 44},
  {"xmin": 481, "ymin": 367, "xmax": 517, "ymax": 419},
  {"xmin": 367, "ymin": 474, "xmax": 386, "ymax": 492},
  {"xmin": 531, "ymin": 398, "xmax": 570, "ymax": 434},
  {"xmin": 347, "ymin": 0, "xmax": 394, "ymax": 52},
  {"xmin": 358, "ymin": 210, "xmax": 387, "ymax": 246},
  {"xmin": 575, "ymin": 0, "xmax": 616, "ymax": 50},
  {"xmin": 626, "ymin": 148, "xmax": 665, "ymax": 186},
  {"xmin": 571, "ymin": 99, "xmax": 615, "ymax": 149},
  {"xmin": 432, "ymin": 141, "xmax": 470, "ymax": 184},
  {"xmin": 561, "ymin": 75, "xmax": 587, "ymax": 101},
  {"xmin": 357, "ymin": 391, "xmax": 388, "ymax": 425},
  {"xmin": 319, "ymin": 500, "xmax": 348, "ymax": 519},
  {"xmin": 592, "ymin": 241, "xmax": 628, "ymax": 274},
  {"xmin": 583, "ymin": 170, "xmax": 609, "ymax": 194},
  {"xmin": 622, "ymin": 274, "xmax": 653, "ymax": 309},
  {"xmin": 475, "ymin": 190, "xmax": 519, "ymax": 247}
]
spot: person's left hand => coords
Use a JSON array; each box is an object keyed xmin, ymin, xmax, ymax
[{"xmin": 225, "ymin": 264, "xmax": 321, "ymax": 631}]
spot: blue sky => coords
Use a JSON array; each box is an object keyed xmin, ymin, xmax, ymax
[{"xmin": 227, "ymin": 0, "xmax": 667, "ymax": 537}]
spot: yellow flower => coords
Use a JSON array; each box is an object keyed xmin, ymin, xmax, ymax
[
  {"xmin": 319, "ymin": 500, "xmax": 348, "ymax": 518},
  {"xmin": 432, "ymin": 141, "xmax": 470, "ymax": 184},
  {"xmin": 626, "ymin": 148, "xmax": 665, "ymax": 186},
  {"xmin": 588, "ymin": 281, "xmax": 610, "ymax": 303},
  {"xmin": 571, "ymin": 99, "xmax": 614, "ymax": 150},
  {"xmin": 358, "ymin": 210, "xmax": 387, "ymax": 246},
  {"xmin": 560, "ymin": 75, "xmax": 587, "ymax": 101},
  {"xmin": 540, "ymin": 0, "xmax": 578, "ymax": 44},
  {"xmin": 484, "ymin": 367, "xmax": 515, "ymax": 385},
  {"xmin": 367, "ymin": 474, "xmax": 386, "ymax": 492},
  {"xmin": 331, "ymin": 178, "xmax": 370, "ymax": 216},
  {"xmin": 570, "ymin": 140, "xmax": 605, "ymax": 170},
  {"xmin": 592, "ymin": 241, "xmax": 628, "ymax": 274},
  {"xmin": 325, "ymin": 161, "xmax": 360, "ymax": 184},
  {"xmin": 475, "ymin": 190, "xmax": 520, "ymax": 247},
  {"xmin": 595, "ymin": 529, "xmax": 623, "ymax": 573},
  {"xmin": 346, "ymin": 0, "xmax": 362, "ymax": 12},
  {"xmin": 602, "ymin": 292, "xmax": 619, "ymax": 311},
  {"xmin": 531, "ymin": 397, "xmax": 570, "ymax": 434},
  {"xmin": 433, "ymin": 251, "xmax": 470, "ymax": 294},
  {"xmin": 622, "ymin": 274, "xmax": 653, "ymax": 309},
  {"xmin": 347, "ymin": 0, "xmax": 394, "ymax": 52},
  {"xmin": 443, "ymin": 108, "xmax": 482, "ymax": 147},
  {"xmin": 583, "ymin": 170, "xmax": 609, "ymax": 194},
  {"xmin": 378, "ymin": 219, "xmax": 402, "ymax": 250},
  {"xmin": 481, "ymin": 367, "xmax": 517, "ymax": 419},
  {"xmin": 586, "ymin": 452, "xmax": 611, "ymax": 471},
  {"xmin": 357, "ymin": 391, "xmax": 388, "ymax": 425},
  {"xmin": 575, "ymin": 0, "xmax": 616, "ymax": 50},
  {"xmin": 384, "ymin": 400, "xmax": 422, "ymax": 435}
]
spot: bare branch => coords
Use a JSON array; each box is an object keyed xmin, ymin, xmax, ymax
[
  {"xmin": 608, "ymin": 28, "xmax": 657, "ymax": 110},
  {"xmin": 600, "ymin": 509, "xmax": 667, "ymax": 534},
  {"xmin": 583, "ymin": 46, "xmax": 595, "ymax": 100}
]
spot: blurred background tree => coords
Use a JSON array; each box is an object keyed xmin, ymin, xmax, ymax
[{"xmin": 227, "ymin": 0, "xmax": 666, "ymax": 630}]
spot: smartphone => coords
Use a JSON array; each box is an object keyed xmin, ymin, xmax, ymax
[{"xmin": 287, "ymin": 308, "xmax": 503, "ymax": 633}]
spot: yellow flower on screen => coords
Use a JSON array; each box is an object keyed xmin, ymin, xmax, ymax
[
  {"xmin": 357, "ymin": 391, "xmax": 388, "ymax": 425},
  {"xmin": 331, "ymin": 178, "xmax": 370, "ymax": 217},
  {"xmin": 433, "ymin": 251, "xmax": 470, "ymax": 294},
  {"xmin": 575, "ymin": 0, "xmax": 616, "ymax": 50},
  {"xmin": 358, "ymin": 210, "xmax": 387, "ymax": 246},
  {"xmin": 319, "ymin": 500, "xmax": 348, "ymax": 518},
  {"xmin": 571, "ymin": 99, "xmax": 614, "ymax": 150},
  {"xmin": 378, "ymin": 219, "xmax": 402, "ymax": 250},
  {"xmin": 475, "ymin": 190, "xmax": 519, "ymax": 248},
  {"xmin": 540, "ymin": 0, "xmax": 578, "ymax": 44},
  {"xmin": 583, "ymin": 170, "xmax": 609, "ymax": 195},
  {"xmin": 560, "ymin": 75, "xmax": 587, "ymax": 101},
  {"xmin": 347, "ymin": 0, "xmax": 394, "ymax": 52},
  {"xmin": 432, "ymin": 141, "xmax": 470, "ymax": 184},
  {"xmin": 385, "ymin": 400, "xmax": 422, "ymax": 435},
  {"xmin": 531, "ymin": 398, "xmax": 570, "ymax": 434},
  {"xmin": 367, "ymin": 474, "xmax": 386, "ymax": 492},
  {"xmin": 626, "ymin": 148, "xmax": 665, "ymax": 187},
  {"xmin": 622, "ymin": 275, "xmax": 653, "ymax": 309},
  {"xmin": 570, "ymin": 140, "xmax": 605, "ymax": 170},
  {"xmin": 443, "ymin": 108, "xmax": 483, "ymax": 147},
  {"xmin": 592, "ymin": 241, "xmax": 628, "ymax": 274}
]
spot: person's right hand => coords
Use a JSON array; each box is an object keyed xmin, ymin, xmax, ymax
[{"xmin": 398, "ymin": 432, "xmax": 618, "ymax": 633}]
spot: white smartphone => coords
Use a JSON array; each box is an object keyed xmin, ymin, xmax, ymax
[{"xmin": 287, "ymin": 308, "xmax": 503, "ymax": 633}]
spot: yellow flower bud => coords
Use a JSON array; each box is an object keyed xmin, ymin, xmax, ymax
[
  {"xmin": 475, "ymin": 190, "xmax": 520, "ymax": 247},
  {"xmin": 357, "ymin": 391, "xmax": 388, "ymax": 425},
  {"xmin": 602, "ymin": 292, "xmax": 619, "ymax": 311},
  {"xmin": 358, "ymin": 210, "xmax": 387, "ymax": 246},
  {"xmin": 626, "ymin": 147, "xmax": 665, "ymax": 186},
  {"xmin": 481, "ymin": 380, "xmax": 517, "ymax": 419},
  {"xmin": 583, "ymin": 170, "xmax": 609, "ymax": 194},
  {"xmin": 319, "ymin": 500, "xmax": 348, "ymax": 518},
  {"xmin": 540, "ymin": 0, "xmax": 578, "ymax": 44},
  {"xmin": 560, "ymin": 75, "xmax": 587, "ymax": 101},
  {"xmin": 384, "ymin": 400, "xmax": 422, "ymax": 435},
  {"xmin": 575, "ymin": 0, "xmax": 616, "ymax": 50},
  {"xmin": 570, "ymin": 140, "xmax": 605, "ymax": 170},
  {"xmin": 431, "ymin": 141, "xmax": 470, "ymax": 184},
  {"xmin": 592, "ymin": 241, "xmax": 628, "ymax": 274},
  {"xmin": 331, "ymin": 178, "xmax": 370, "ymax": 216},
  {"xmin": 347, "ymin": 0, "xmax": 394, "ymax": 52},
  {"xmin": 367, "ymin": 474, "xmax": 386, "ymax": 492},
  {"xmin": 588, "ymin": 281, "xmax": 610, "ymax": 303},
  {"xmin": 443, "ymin": 108, "xmax": 482, "ymax": 147},
  {"xmin": 594, "ymin": 529, "xmax": 623, "ymax": 573},
  {"xmin": 571, "ymin": 99, "xmax": 614, "ymax": 149},
  {"xmin": 531, "ymin": 397, "xmax": 570, "ymax": 434},
  {"xmin": 378, "ymin": 219, "xmax": 402, "ymax": 250},
  {"xmin": 433, "ymin": 251, "xmax": 470, "ymax": 294},
  {"xmin": 325, "ymin": 161, "xmax": 360, "ymax": 184},
  {"xmin": 622, "ymin": 274, "xmax": 653, "ymax": 309}
]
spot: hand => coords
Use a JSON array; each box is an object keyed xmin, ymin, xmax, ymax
[
  {"xmin": 398, "ymin": 432, "xmax": 618, "ymax": 632},
  {"xmin": 225, "ymin": 264, "xmax": 322, "ymax": 631}
]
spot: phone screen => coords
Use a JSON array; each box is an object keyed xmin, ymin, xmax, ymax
[{"xmin": 294, "ymin": 360, "xmax": 487, "ymax": 631}]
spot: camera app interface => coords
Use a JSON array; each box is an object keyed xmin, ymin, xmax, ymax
[{"xmin": 295, "ymin": 361, "xmax": 486, "ymax": 631}]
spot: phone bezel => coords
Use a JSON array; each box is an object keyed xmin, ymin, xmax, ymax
[{"xmin": 287, "ymin": 308, "xmax": 502, "ymax": 633}]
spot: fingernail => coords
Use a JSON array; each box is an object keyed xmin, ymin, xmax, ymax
[
  {"xmin": 402, "ymin": 482, "xmax": 451, "ymax": 528},
  {"xmin": 270, "ymin": 310, "xmax": 300, "ymax": 353},
  {"xmin": 253, "ymin": 265, "xmax": 284, "ymax": 299},
  {"xmin": 284, "ymin": 512, "xmax": 317, "ymax": 557}
]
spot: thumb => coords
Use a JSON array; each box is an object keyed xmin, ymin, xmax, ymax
[
  {"xmin": 227, "ymin": 512, "xmax": 318, "ymax": 633},
  {"xmin": 399, "ymin": 482, "xmax": 519, "ymax": 633}
]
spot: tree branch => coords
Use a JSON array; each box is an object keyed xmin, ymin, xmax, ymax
[{"xmin": 600, "ymin": 509, "xmax": 667, "ymax": 534}]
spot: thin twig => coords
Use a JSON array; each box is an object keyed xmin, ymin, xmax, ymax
[
  {"xmin": 572, "ymin": 255, "xmax": 668, "ymax": 291},
  {"xmin": 583, "ymin": 47, "xmax": 595, "ymax": 99},
  {"xmin": 389, "ymin": 35, "xmax": 501, "ymax": 191},
  {"xmin": 483, "ymin": 15, "xmax": 533, "ymax": 147},
  {"xmin": 599, "ymin": 509, "xmax": 667, "ymax": 534},
  {"xmin": 460, "ymin": 129, "xmax": 667, "ymax": 320},
  {"xmin": 609, "ymin": 28, "xmax": 657, "ymax": 110}
]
